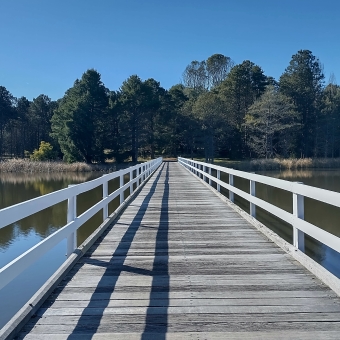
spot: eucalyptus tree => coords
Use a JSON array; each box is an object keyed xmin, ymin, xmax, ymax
[
  {"xmin": 279, "ymin": 50, "xmax": 324, "ymax": 157},
  {"xmin": 206, "ymin": 54, "xmax": 234, "ymax": 89},
  {"xmin": 51, "ymin": 69, "xmax": 109, "ymax": 163},
  {"xmin": 244, "ymin": 85, "xmax": 299, "ymax": 158},
  {"xmin": 182, "ymin": 60, "xmax": 207, "ymax": 93}
]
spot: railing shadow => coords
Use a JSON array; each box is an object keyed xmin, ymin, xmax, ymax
[{"xmin": 63, "ymin": 162, "xmax": 168, "ymax": 338}]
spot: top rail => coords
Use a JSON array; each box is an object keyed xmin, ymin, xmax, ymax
[
  {"xmin": 178, "ymin": 157, "xmax": 340, "ymax": 257},
  {"xmin": 0, "ymin": 157, "xmax": 163, "ymax": 290}
]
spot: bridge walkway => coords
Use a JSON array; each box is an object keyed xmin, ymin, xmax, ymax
[{"xmin": 17, "ymin": 162, "xmax": 340, "ymax": 339}]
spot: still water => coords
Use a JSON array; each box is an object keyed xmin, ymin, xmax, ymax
[
  {"xmin": 0, "ymin": 171, "xmax": 131, "ymax": 328},
  {"xmin": 1, "ymin": 168, "xmax": 340, "ymax": 328}
]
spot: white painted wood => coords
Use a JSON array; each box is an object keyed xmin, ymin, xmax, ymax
[
  {"xmin": 102, "ymin": 175, "xmax": 109, "ymax": 221},
  {"xmin": 66, "ymin": 185, "xmax": 77, "ymax": 258},
  {"xmin": 293, "ymin": 182, "xmax": 305, "ymax": 252},
  {"xmin": 0, "ymin": 158, "xmax": 162, "ymax": 290},
  {"xmin": 250, "ymin": 174, "xmax": 256, "ymax": 218},
  {"xmin": 208, "ymin": 167, "xmax": 212, "ymax": 185},
  {"xmin": 217, "ymin": 170, "xmax": 220, "ymax": 192},
  {"xmin": 178, "ymin": 157, "xmax": 340, "ymax": 255},
  {"xmin": 119, "ymin": 174, "xmax": 124, "ymax": 205},
  {"xmin": 130, "ymin": 170, "xmax": 133, "ymax": 195},
  {"xmin": 229, "ymin": 173, "xmax": 234, "ymax": 202}
]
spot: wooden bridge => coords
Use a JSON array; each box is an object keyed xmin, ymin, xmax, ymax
[{"xmin": 1, "ymin": 159, "xmax": 340, "ymax": 339}]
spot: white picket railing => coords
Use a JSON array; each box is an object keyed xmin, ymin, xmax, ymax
[
  {"xmin": 0, "ymin": 157, "xmax": 163, "ymax": 290},
  {"xmin": 178, "ymin": 157, "xmax": 340, "ymax": 257}
]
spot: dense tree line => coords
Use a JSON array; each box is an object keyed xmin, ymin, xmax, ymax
[{"xmin": 1, "ymin": 50, "xmax": 340, "ymax": 163}]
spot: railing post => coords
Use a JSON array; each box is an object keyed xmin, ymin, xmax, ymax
[
  {"xmin": 120, "ymin": 172, "xmax": 124, "ymax": 204},
  {"xmin": 130, "ymin": 169, "xmax": 133, "ymax": 195},
  {"xmin": 208, "ymin": 167, "xmax": 212, "ymax": 185},
  {"xmin": 102, "ymin": 175, "xmax": 108, "ymax": 220},
  {"xmin": 67, "ymin": 185, "xmax": 77, "ymax": 257},
  {"xmin": 217, "ymin": 170, "xmax": 220, "ymax": 192},
  {"xmin": 229, "ymin": 173, "xmax": 234, "ymax": 202},
  {"xmin": 203, "ymin": 165, "xmax": 206, "ymax": 182},
  {"xmin": 293, "ymin": 182, "xmax": 305, "ymax": 252},
  {"xmin": 250, "ymin": 174, "xmax": 256, "ymax": 218}
]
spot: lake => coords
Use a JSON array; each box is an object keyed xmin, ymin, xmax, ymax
[{"xmin": 0, "ymin": 167, "xmax": 340, "ymax": 328}]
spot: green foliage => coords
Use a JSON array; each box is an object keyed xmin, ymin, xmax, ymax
[
  {"xmin": 51, "ymin": 69, "xmax": 109, "ymax": 163},
  {"xmin": 30, "ymin": 141, "xmax": 57, "ymax": 161},
  {"xmin": 244, "ymin": 85, "xmax": 300, "ymax": 158},
  {"xmin": 279, "ymin": 50, "xmax": 324, "ymax": 157},
  {"xmin": 2, "ymin": 49, "xmax": 340, "ymax": 163}
]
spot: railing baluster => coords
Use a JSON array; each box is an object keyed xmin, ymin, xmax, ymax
[
  {"xmin": 120, "ymin": 172, "xmax": 124, "ymax": 204},
  {"xmin": 229, "ymin": 173, "xmax": 234, "ymax": 202},
  {"xmin": 66, "ymin": 185, "xmax": 77, "ymax": 257},
  {"xmin": 208, "ymin": 167, "xmax": 212, "ymax": 185},
  {"xmin": 130, "ymin": 169, "xmax": 133, "ymax": 195},
  {"xmin": 217, "ymin": 170, "xmax": 220, "ymax": 192},
  {"xmin": 250, "ymin": 174, "xmax": 256, "ymax": 218},
  {"xmin": 102, "ymin": 175, "xmax": 108, "ymax": 220},
  {"xmin": 293, "ymin": 182, "xmax": 305, "ymax": 252}
]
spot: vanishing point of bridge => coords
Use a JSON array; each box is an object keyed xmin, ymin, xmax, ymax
[{"xmin": 1, "ymin": 160, "xmax": 340, "ymax": 339}]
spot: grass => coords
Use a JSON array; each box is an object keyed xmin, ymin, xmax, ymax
[{"xmin": 194, "ymin": 157, "xmax": 340, "ymax": 171}]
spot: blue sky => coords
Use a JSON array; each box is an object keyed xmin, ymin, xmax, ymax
[{"xmin": 1, "ymin": 0, "xmax": 339, "ymax": 100}]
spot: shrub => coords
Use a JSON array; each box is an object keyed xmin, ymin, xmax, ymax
[{"xmin": 30, "ymin": 141, "xmax": 57, "ymax": 161}]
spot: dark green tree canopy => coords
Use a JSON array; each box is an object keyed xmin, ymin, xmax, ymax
[{"xmin": 51, "ymin": 69, "xmax": 109, "ymax": 163}]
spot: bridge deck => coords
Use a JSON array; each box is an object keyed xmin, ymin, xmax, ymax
[{"xmin": 18, "ymin": 162, "xmax": 340, "ymax": 339}]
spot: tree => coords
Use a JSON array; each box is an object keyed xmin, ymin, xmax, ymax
[
  {"xmin": 193, "ymin": 92, "xmax": 226, "ymax": 162},
  {"xmin": 182, "ymin": 60, "xmax": 207, "ymax": 92},
  {"xmin": 119, "ymin": 75, "xmax": 149, "ymax": 162},
  {"xmin": 29, "ymin": 95, "xmax": 56, "ymax": 150},
  {"xmin": 0, "ymin": 86, "xmax": 15, "ymax": 158},
  {"xmin": 143, "ymin": 78, "xmax": 166, "ymax": 159},
  {"xmin": 51, "ymin": 69, "xmax": 109, "ymax": 163},
  {"xmin": 206, "ymin": 54, "xmax": 234, "ymax": 89},
  {"xmin": 320, "ymin": 82, "xmax": 340, "ymax": 157},
  {"xmin": 279, "ymin": 50, "xmax": 324, "ymax": 157},
  {"xmin": 244, "ymin": 85, "xmax": 299, "ymax": 158},
  {"xmin": 217, "ymin": 60, "xmax": 268, "ymax": 158},
  {"xmin": 30, "ymin": 141, "xmax": 57, "ymax": 161}
]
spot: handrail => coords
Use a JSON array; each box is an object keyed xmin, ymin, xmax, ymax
[
  {"xmin": 178, "ymin": 157, "xmax": 340, "ymax": 257},
  {"xmin": 0, "ymin": 157, "xmax": 163, "ymax": 290}
]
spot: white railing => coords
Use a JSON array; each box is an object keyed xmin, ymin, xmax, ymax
[
  {"xmin": 0, "ymin": 157, "xmax": 162, "ymax": 290},
  {"xmin": 178, "ymin": 157, "xmax": 340, "ymax": 257}
]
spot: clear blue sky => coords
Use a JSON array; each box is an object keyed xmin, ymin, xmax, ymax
[{"xmin": 1, "ymin": 0, "xmax": 339, "ymax": 100}]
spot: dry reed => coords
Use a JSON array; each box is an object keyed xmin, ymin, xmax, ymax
[
  {"xmin": 211, "ymin": 157, "xmax": 340, "ymax": 171},
  {"xmin": 0, "ymin": 159, "xmax": 131, "ymax": 173}
]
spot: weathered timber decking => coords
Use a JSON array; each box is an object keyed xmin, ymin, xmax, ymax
[{"xmin": 17, "ymin": 162, "xmax": 340, "ymax": 339}]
